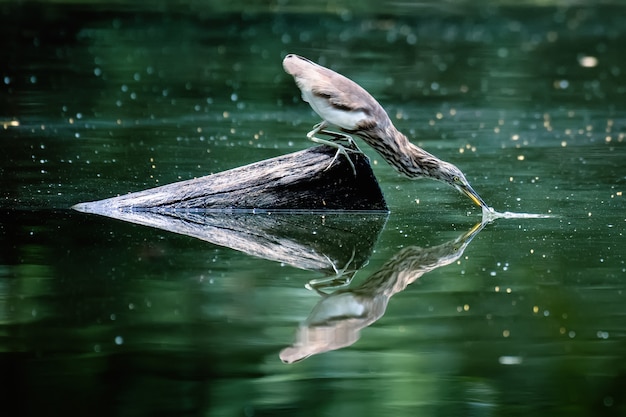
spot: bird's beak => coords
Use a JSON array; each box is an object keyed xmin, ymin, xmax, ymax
[{"xmin": 458, "ymin": 183, "xmax": 488, "ymax": 208}]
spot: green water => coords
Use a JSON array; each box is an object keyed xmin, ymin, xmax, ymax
[{"xmin": 2, "ymin": 2, "xmax": 625, "ymax": 416}]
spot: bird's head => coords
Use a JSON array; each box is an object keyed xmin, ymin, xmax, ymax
[{"xmin": 437, "ymin": 161, "xmax": 488, "ymax": 208}]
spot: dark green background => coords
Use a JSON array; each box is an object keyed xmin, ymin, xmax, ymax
[{"xmin": 1, "ymin": 1, "xmax": 625, "ymax": 416}]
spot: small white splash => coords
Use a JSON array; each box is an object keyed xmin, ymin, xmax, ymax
[
  {"xmin": 499, "ymin": 356, "xmax": 523, "ymax": 365},
  {"xmin": 114, "ymin": 336, "xmax": 124, "ymax": 345},
  {"xmin": 482, "ymin": 206, "xmax": 555, "ymax": 221}
]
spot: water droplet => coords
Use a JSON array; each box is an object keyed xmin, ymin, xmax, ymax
[{"xmin": 578, "ymin": 55, "xmax": 598, "ymax": 68}]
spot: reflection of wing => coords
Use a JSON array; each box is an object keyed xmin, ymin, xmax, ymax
[
  {"xmin": 280, "ymin": 292, "xmax": 387, "ymax": 364},
  {"xmin": 281, "ymin": 222, "xmax": 485, "ymax": 363}
]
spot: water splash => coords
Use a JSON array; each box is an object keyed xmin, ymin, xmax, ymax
[{"xmin": 482, "ymin": 206, "xmax": 555, "ymax": 221}]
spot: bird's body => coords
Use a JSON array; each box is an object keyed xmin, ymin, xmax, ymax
[{"xmin": 283, "ymin": 53, "xmax": 487, "ymax": 208}]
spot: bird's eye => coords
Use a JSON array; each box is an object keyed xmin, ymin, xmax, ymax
[{"xmin": 453, "ymin": 175, "xmax": 460, "ymax": 183}]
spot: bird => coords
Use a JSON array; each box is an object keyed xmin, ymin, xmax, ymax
[{"xmin": 282, "ymin": 53, "xmax": 488, "ymax": 209}]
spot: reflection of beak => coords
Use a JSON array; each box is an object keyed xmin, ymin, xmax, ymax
[
  {"xmin": 458, "ymin": 183, "xmax": 488, "ymax": 208},
  {"xmin": 453, "ymin": 221, "xmax": 487, "ymax": 251},
  {"xmin": 465, "ymin": 221, "xmax": 484, "ymax": 237}
]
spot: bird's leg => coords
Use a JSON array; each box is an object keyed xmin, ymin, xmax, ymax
[
  {"xmin": 308, "ymin": 121, "xmax": 362, "ymax": 153},
  {"xmin": 318, "ymin": 129, "xmax": 364, "ymax": 154},
  {"xmin": 307, "ymin": 122, "xmax": 358, "ymax": 176},
  {"xmin": 305, "ymin": 248, "xmax": 357, "ymax": 293}
]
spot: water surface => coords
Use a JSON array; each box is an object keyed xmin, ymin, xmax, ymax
[{"xmin": 1, "ymin": 2, "xmax": 625, "ymax": 416}]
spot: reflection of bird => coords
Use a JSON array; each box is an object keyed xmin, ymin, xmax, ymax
[
  {"xmin": 280, "ymin": 221, "xmax": 486, "ymax": 363},
  {"xmin": 283, "ymin": 54, "xmax": 487, "ymax": 208}
]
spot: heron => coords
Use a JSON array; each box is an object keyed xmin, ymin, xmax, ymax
[{"xmin": 283, "ymin": 53, "xmax": 488, "ymax": 209}]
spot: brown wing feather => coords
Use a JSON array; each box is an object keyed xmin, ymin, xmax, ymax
[{"xmin": 284, "ymin": 54, "xmax": 383, "ymax": 116}]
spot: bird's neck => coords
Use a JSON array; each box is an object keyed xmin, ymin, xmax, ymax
[{"xmin": 372, "ymin": 125, "xmax": 442, "ymax": 179}]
